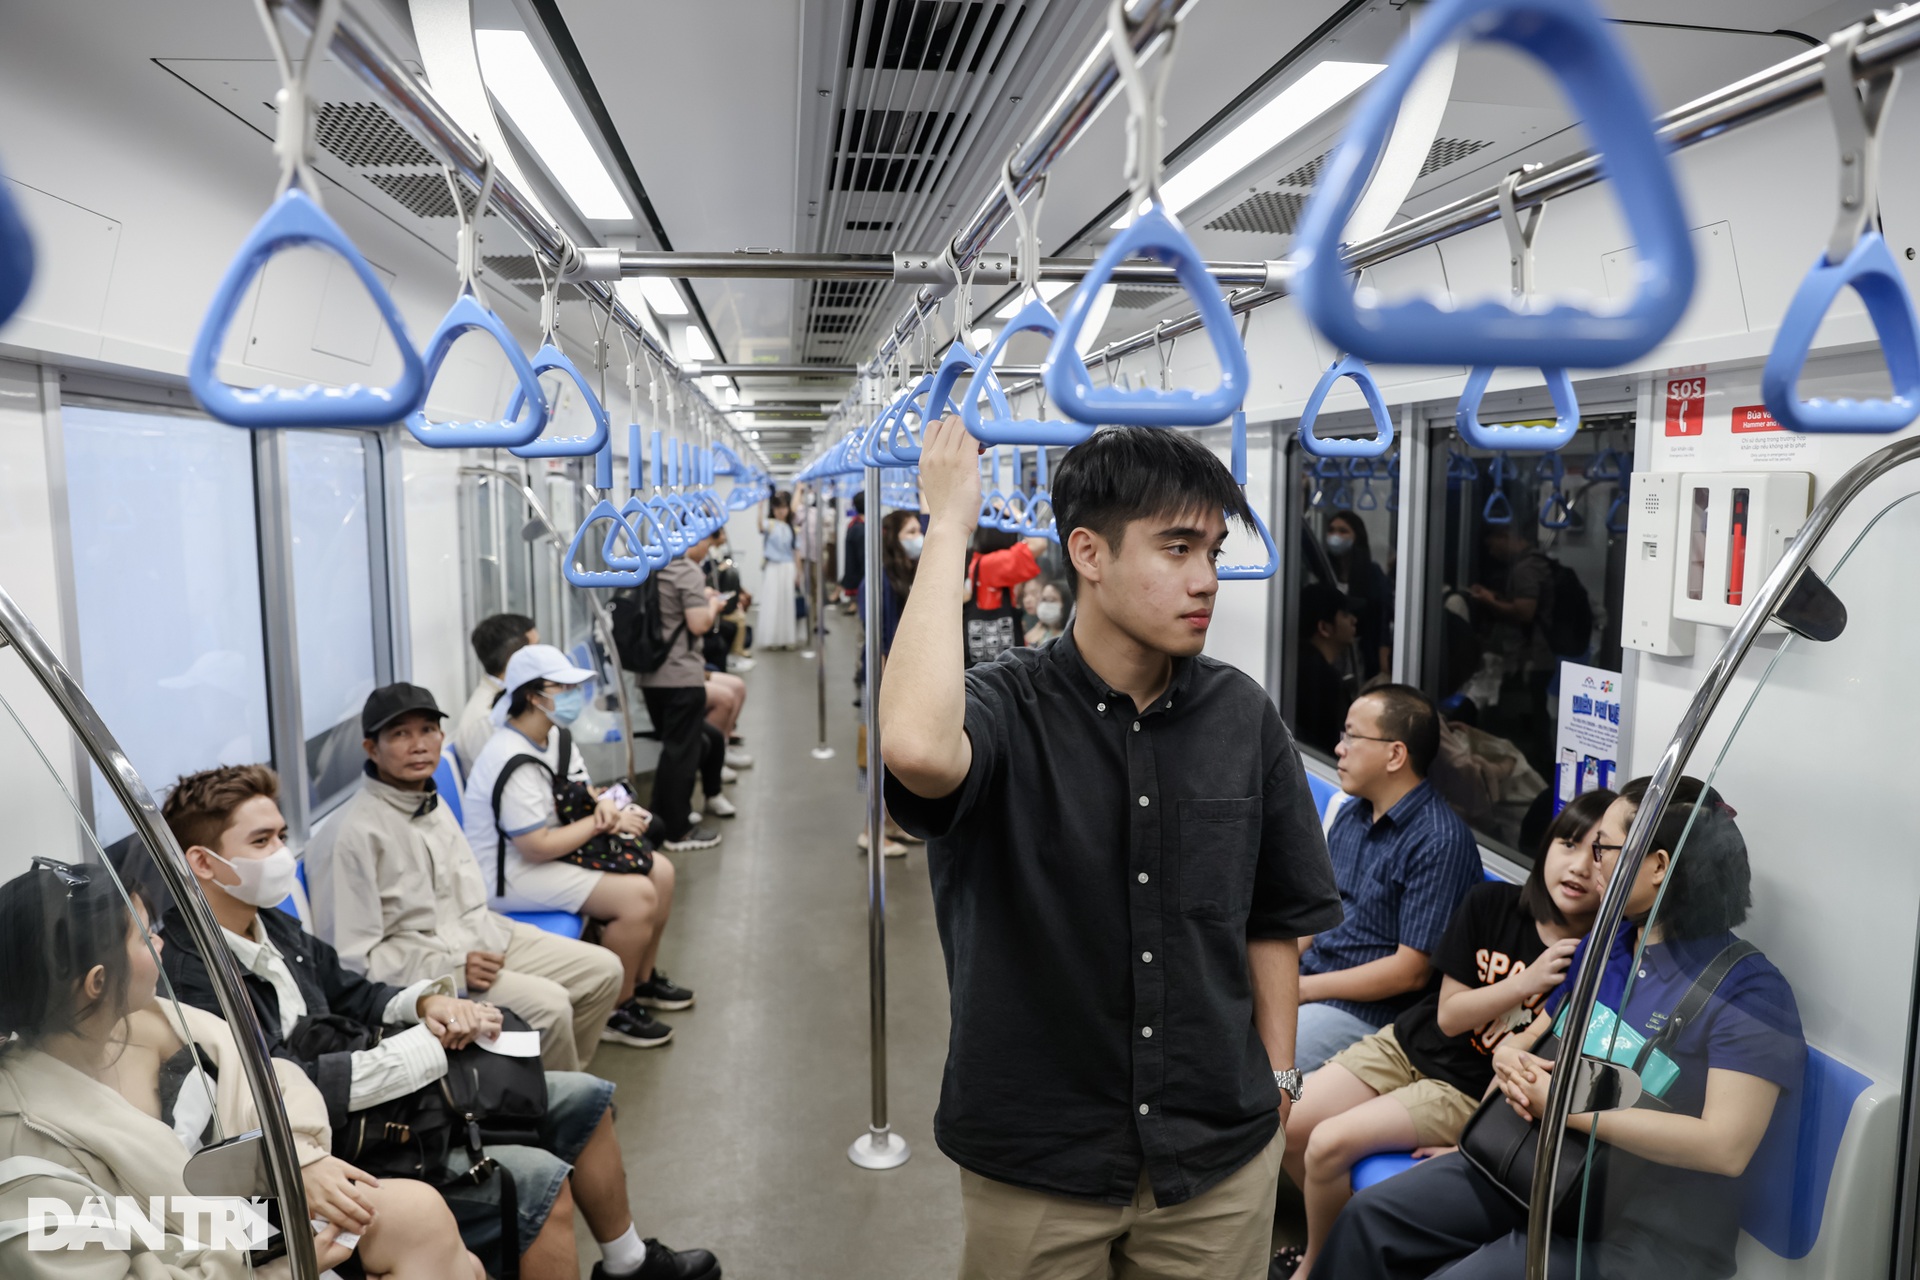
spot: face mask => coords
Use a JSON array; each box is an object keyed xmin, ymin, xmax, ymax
[
  {"xmin": 1325, "ymin": 533, "xmax": 1354, "ymax": 556},
  {"xmin": 901, "ymin": 535, "xmax": 924, "ymax": 560},
  {"xmin": 1036, "ymin": 601, "xmax": 1064, "ymax": 627},
  {"xmin": 545, "ymin": 687, "xmax": 587, "ymax": 726},
  {"xmin": 207, "ymin": 845, "xmax": 299, "ymax": 909}
]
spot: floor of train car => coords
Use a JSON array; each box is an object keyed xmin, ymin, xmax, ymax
[{"xmin": 585, "ymin": 619, "xmax": 1305, "ymax": 1277}]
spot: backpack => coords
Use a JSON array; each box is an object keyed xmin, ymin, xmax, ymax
[
  {"xmin": 962, "ymin": 553, "xmax": 1026, "ymax": 668},
  {"xmin": 1542, "ymin": 557, "xmax": 1594, "ymax": 657},
  {"xmin": 488, "ymin": 728, "xmax": 653, "ymax": 897},
  {"xmin": 608, "ymin": 578, "xmax": 687, "ymax": 674}
]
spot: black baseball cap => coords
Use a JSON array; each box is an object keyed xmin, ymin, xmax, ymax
[{"xmin": 361, "ymin": 683, "xmax": 446, "ymax": 737}]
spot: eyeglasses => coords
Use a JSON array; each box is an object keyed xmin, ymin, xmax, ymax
[
  {"xmin": 31, "ymin": 857, "xmax": 92, "ymax": 896},
  {"xmin": 1589, "ymin": 840, "xmax": 1626, "ymax": 863},
  {"xmin": 1337, "ymin": 730, "xmax": 1397, "ymax": 748}
]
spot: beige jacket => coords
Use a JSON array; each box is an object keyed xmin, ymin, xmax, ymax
[
  {"xmin": 0, "ymin": 1004, "xmax": 328, "ymax": 1280},
  {"xmin": 453, "ymin": 677, "xmax": 503, "ymax": 776},
  {"xmin": 306, "ymin": 773, "xmax": 513, "ymax": 987}
]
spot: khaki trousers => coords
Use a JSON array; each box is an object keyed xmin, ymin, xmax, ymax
[
  {"xmin": 958, "ymin": 1130, "xmax": 1285, "ymax": 1280},
  {"xmin": 484, "ymin": 922, "xmax": 623, "ymax": 1071}
]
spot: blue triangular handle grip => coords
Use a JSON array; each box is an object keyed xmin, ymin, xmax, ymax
[
  {"xmin": 1456, "ymin": 366, "xmax": 1581, "ymax": 452},
  {"xmin": 1043, "ymin": 204, "xmax": 1249, "ymax": 426},
  {"xmin": 190, "ymin": 189, "xmax": 426, "ymax": 428},
  {"xmin": 0, "ymin": 170, "xmax": 34, "ymax": 329},
  {"xmin": 1298, "ymin": 355, "xmax": 1396, "ymax": 459},
  {"xmin": 1539, "ymin": 488, "xmax": 1576, "ymax": 529},
  {"xmin": 963, "ymin": 297, "xmax": 1098, "ymax": 446},
  {"xmin": 1762, "ymin": 232, "xmax": 1920, "ymax": 433},
  {"xmin": 509, "ymin": 344, "xmax": 612, "ymax": 457},
  {"xmin": 879, "ymin": 374, "xmax": 939, "ymax": 463},
  {"xmin": 404, "ymin": 293, "xmax": 548, "ymax": 447},
  {"xmin": 605, "ymin": 497, "xmax": 670, "ymax": 571},
  {"xmin": 564, "ymin": 501, "xmax": 647, "ymax": 587},
  {"xmin": 1292, "ymin": 0, "xmax": 1694, "ymax": 369},
  {"xmin": 1218, "ymin": 507, "xmax": 1279, "ymax": 580},
  {"xmin": 886, "ymin": 343, "xmax": 979, "ymax": 463}
]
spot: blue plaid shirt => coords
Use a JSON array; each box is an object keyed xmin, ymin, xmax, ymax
[{"xmin": 1300, "ymin": 780, "xmax": 1482, "ymax": 1026}]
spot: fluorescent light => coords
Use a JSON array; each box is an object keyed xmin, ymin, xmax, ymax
[
  {"xmin": 725, "ymin": 386, "xmax": 740, "ymax": 405},
  {"xmin": 1110, "ymin": 61, "xmax": 1384, "ymax": 227},
  {"xmin": 614, "ymin": 281, "xmax": 664, "ymax": 339},
  {"xmin": 475, "ymin": 29, "xmax": 632, "ymax": 220},
  {"xmin": 683, "ymin": 325, "xmax": 715, "ymax": 361},
  {"xmin": 636, "ymin": 277, "xmax": 687, "ymax": 316},
  {"xmin": 995, "ymin": 281, "xmax": 1070, "ymax": 319}
]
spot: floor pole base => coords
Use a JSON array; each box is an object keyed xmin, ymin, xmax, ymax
[{"xmin": 847, "ymin": 1128, "xmax": 911, "ymax": 1170}]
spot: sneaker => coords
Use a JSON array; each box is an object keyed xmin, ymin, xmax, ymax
[
  {"xmin": 724, "ymin": 748, "xmax": 755, "ymax": 769},
  {"xmin": 728, "ymin": 732, "xmax": 745, "ymax": 745},
  {"xmin": 704, "ymin": 792, "xmax": 737, "ymax": 818},
  {"xmin": 856, "ymin": 830, "xmax": 908, "ymax": 858},
  {"xmin": 631, "ymin": 970, "xmax": 695, "ymax": 1011},
  {"xmin": 687, "ymin": 810, "xmax": 703, "ymax": 825},
  {"xmin": 663, "ymin": 826, "xmax": 723, "ymax": 851},
  {"xmin": 600, "ymin": 1006, "xmax": 673, "ymax": 1048},
  {"xmin": 590, "ymin": 1239, "xmax": 720, "ymax": 1280},
  {"xmin": 719, "ymin": 764, "xmax": 740, "ymax": 784},
  {"xmin": 726, "ymin": 656, "xmax": 755, "ymax": 673}
]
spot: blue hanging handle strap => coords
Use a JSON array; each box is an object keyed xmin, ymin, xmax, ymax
[
  {"xmin": 1483, "ymin": 454, "xmax": 1515, "ymax": 525},
  {"xmin": 1586, "ymin": 446, "xmax": 1628, "ymax": 486},
  {"xmin": 565, "ymin": 500, "xmax": 647, "ymax": 588},
  {"xmin": 1294, "ymin": 0, "xmax": 1695, "ymax": 369},
  {"xmin": 1447, "ymin": 445, "xmax": 1480, "ymax": 485},
  {"xmin": 1219, "ymin": 414, "xmax": 1277, "ymax": 580},
  {"xmin": 1763, "ymin": 24, "xmax": 1920, "ymax": 434},
  {"xmin": 1351, "ymin": 457, "xmax": 1379, "ymax": 511},
  {"xmin": 190, "ymin": 0, "xmax": 427, "ymax": 428},
  {"xmin": 1298, "ymin": 354, "xmax": 1395, "ymax": 458},
  {"xmin": 1533, "ymin": 450, "xmax": 1571, "ymax": 527},
  {"xmin": 0, "ymin": 166, "xmax": 34, "ymax": 329},
  {"xmin": 510, "ymin": 269, "xmax": 613, "ymax": 458},
  {"xmin": 1457, "ymin": 365, "xmax": 1581, "ymax": 452},
  {"xmin": 1386, "ymin": 453, "xmax": 1401, "ymax": 513}
]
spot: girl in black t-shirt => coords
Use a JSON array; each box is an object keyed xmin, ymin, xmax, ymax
[{"xmin": 1274, "ymin": 790, "xmax": 1614, "ymax": 1280}]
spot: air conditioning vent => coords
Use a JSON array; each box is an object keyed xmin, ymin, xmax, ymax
[
  {"xmin": 365, "ymin": 172, "xmax": 464, "ymax": 220},
  {"xmin": 1205, "ymin": 190, "xmax": 1306, "ymax": 236},
  {"xmin": 1419, "ymin": 136, "xmax": 1494, "ymax": 177},
  {"xmin": 846, "ymin": 220, "xmax": 897, "ymax": 231},
  {"xmin": 482, "ymin": 255, "xmax": 586, "ymax": 302},
  {"xmin": 1275, "ymin": 151, "xmax": 1330, "ymax": 190},
  {"xmin": 811, "ymin": 280, "xmax": 885, "ymax": 309},
  {"xmin": 313, "ymin": 100, "xmax": 437, "ymax": 169},
  {"xmin": 848, "ymin": 0, "xmax": 1026, "ymax": 74},
  {"xmin": 1111, "ymin": 285, "xmax": 1183, "ymax": 310}
]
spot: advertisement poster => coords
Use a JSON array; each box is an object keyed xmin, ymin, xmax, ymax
[{"xmin": 1555, "ymin": 662, "xmax": 1622, "ymax": 814}]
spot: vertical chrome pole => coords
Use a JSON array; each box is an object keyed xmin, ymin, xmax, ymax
[
  {"xmin": 810, "ymin": 487, "xmax": 835, "ymax": 760},
  {"xmin": 849, "ymin": 465, "xmax": 909, "ymax": 1169}
]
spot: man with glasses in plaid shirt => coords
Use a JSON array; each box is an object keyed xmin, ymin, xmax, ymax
[{"xmin": 1296, "ymin": 684, "xmax": 1482, "ymax": 1072}]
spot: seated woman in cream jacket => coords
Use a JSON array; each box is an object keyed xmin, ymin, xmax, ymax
[{"xmin": 0, "ymin": 863, "xmax": 478, "ymax": 1280}]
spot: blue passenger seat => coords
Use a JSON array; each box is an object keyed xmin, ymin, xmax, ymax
[{"xmin": 433, "ymin": 746, "xmax": 586, "ymax": 941}]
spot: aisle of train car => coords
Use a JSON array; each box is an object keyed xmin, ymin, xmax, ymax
[{"xmin": 597, "ymin": 635, "xmax": 962, "ymax": 1278}]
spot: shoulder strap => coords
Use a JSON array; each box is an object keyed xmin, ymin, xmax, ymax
[
  {"xmin": 556, "ymin": 728, "xmax": 573, "ymax": 779},
  {"xmin": 1635, "ymin": 938, "xmax": 1760, "ymax": 1070},
  {"xmin": 489, "ymin": 753, "xmax": 555, "ymax": 898}
]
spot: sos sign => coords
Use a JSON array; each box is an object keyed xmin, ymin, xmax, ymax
[{"xmin": 1665, "ymin": 376, "xmax": 1706, "ymax": 436}]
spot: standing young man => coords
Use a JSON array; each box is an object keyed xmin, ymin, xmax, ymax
[
  {"xmin": 881, "ymin": 417, "xmax": 1344, "ymax": 1280},
  {"xmin": 640, "ymin": 535, "xmax": 725, "ymax": 852}
]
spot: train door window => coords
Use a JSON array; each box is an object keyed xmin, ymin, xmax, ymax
[
  {"xmin": 1281, "ymin": 432, "xmax": 1401, "ymax": 763},
  {"xmin": 1421, "ymin": 411, "xmax": 1632, "ymax": 859},
  {"xmin": 61, "ymin": 403, "xmax": 271, "ymax": 845},
  {"xmin": 285, "ymin": 430, "xmax": 389, "ymax": 816}
]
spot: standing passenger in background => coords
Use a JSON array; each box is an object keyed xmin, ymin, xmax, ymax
[
  {"xmin": 856, "ymin": 509, "xmax": 926, "ymax": 859},
  {"xmin": 758, "ymin": 491, "xmax": 801, "ymax": 650},
  {"xmin": 1324, "ymin": 512, "xmax": 1392, "ymax": 679},
  {"xmin": 455, "ymin": 612, "xmax": 537, "ymax": 774},
  {"xmin": 882, "ymin": 417, "xmax": 1343, "ymax": 1280},
  {"xmin": 963, "ymin": 527, "xmax": 1041, "ymax": 667},
  {"xmin": 639, "ymin": 538, "xmax": 728, "ymax": 853},
  {"xmin": 1294, "ymin": 583, "xmax": 1360, "ymax": 756},
  {"xmin": 1296, "ymin": 686, "xmax": 1482, "ymax": 1072},
  {"xmin": 840, "ymin": 490, "xmax": 867, "ymax": 614},
  {"xmin": 1024, "ymin": 579, "xmax": 1072, "ymax": 646}
]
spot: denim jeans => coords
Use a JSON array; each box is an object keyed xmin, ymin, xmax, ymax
[{"xmin": 1296, "ymin": 1001, "xmax": 1382, "ymax": 1073}]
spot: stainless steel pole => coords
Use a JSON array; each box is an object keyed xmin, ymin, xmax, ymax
[
  {"xmin": 848, "ymin": 466, "xmax": 908, "ymax": 1169},
  {"xmin": 810, "ymin": 487, "xmax": 835, "ymax": 760}
]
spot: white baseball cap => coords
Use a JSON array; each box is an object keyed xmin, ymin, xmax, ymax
[{"xmin": 503, "ymin": 644, "xmax": 596, "ymax": 698}]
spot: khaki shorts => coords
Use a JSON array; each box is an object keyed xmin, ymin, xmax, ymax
[{"xmin": 1330, "ymin": 1025, "xmax": 1478, "ymax": 1147}]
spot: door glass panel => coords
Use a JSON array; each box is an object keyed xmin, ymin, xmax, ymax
[
  {"xmin": 1557, "ymin": 481, "xmax": 1920, "ymax": 1278},
  {"xmin": 0, "ymin": 641, "xmax": 289, "ymax": 1276}
]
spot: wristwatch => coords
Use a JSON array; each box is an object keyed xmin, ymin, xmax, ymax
[{"xmin": 1274, "ymin": 1068, "xmax": 1304, "ymax": 1102}]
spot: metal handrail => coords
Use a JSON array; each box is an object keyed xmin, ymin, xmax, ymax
[
  {"xmin": 0, "ymin": 585, "xmax": 319, "ymax": 1279},
  {"xmin": 1524, "ymin": 432, "xmax": 1920, "ymax": 1279}
]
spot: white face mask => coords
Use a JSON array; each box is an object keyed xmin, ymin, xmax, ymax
[
  {"xmin": 1325, "ymin": 532, "xmax": 1355, "ymax": 556},
  {"xmin": 900, "ymin": 535, "xmax": 924, "ymax": 560},
  {"xmin": 206, "ymin": 845, "xmax": 300, "ymax": 908},
  {"xmin": 1036, "ymin": 601, "xmax": 1064, "ymax": 627}
]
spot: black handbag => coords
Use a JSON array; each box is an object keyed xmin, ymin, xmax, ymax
[
  {"xmin": 490, "ymin": 728, "xmax": 652, "ymax": 897},
  {"xmin": 962, "ymin": 554, "xmax": 1026, "ymax": 668},
  {"xmin": 1458, "ymin": 939, "xmax": 1757, "ymax": 1228}
]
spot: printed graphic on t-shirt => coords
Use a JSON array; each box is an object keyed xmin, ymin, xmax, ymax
[{"xmin": 1472, "ymin": 946, "xmax": 1552, "ymax": 1055}]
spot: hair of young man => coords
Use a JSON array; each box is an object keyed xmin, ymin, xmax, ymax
[
  {"xmin": 1052, "ymin": 426, "xmax": 1254, "ymax": 587},
  {"xmin": 1298, "ymin": 581, "xmax": 1351, "ymax": 642},
  {"xmin": 850, "ymin": 490, "xmax": 865, "ymax": 515},
  {"xmin": 161, "ymin": 764, "xmax": 280, "ymax": 857},
  {"xmin": 1520, "ymin": 787, "xmax": 1616, "ymax": 926},
  {"xmin": 1360, "ymin": 683, "xmax": 1441, "ymax": 778},
  {"xmin": 1646, "ymin": 802, "xmax": 1753, "ymax": 937},
  {"xmin": 471, "ymin": 613, "xmax": 537, "ymax": 678}
]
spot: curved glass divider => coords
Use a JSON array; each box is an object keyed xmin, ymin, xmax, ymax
[
  {"xmin": 1527, "ymin": 436, "xmax": 1920, "ymax": 1280},
  {"xmin": 0, "ymin": 585, "xmax": 317, "ymax": 1276}
]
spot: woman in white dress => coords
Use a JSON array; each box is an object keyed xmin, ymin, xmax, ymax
[{"xmin": 757, "ymin": 491, "xmax": 801, "ymax": 650}]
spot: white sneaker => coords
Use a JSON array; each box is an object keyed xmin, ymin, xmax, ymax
[
  {"xmin": 705, "ymin": 793, "xmax": 738, "ymax": 818},
  {"xmin": 727, "ymin": 656, "xmax": 756, "ymax": 673},
  {"xmin": 724, "ymin": 749, "xmax": 755, "ymax": 769},
  {"xmin": 719, "ymin": 765, "xmax": 740, "ymax": 784}
]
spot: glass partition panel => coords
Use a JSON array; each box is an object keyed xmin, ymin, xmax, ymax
[{"xmin": 1556, "ymin": 481, "xmax": 1920, "ymax": 1280}]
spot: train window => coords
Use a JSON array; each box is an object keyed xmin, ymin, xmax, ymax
[
  {"xmin": 1420, "ymin": 413, "xmax": 1631, "ymax": 857},
  {"xmin": 62, "ymin": 403, "xmax": 271, "ymax": 845},
  {"xmin": 285, "ymin": 430, "xmax": 389, "ymax": 815}
]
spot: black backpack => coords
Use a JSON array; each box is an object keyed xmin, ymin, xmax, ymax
[
  {"xmin": 608, "ymin": 577, "xmax": 687, "ymax": 674},
  {"xmin": 1542, "ymin": 557, "xmax": 1594, "ymax": 657}
]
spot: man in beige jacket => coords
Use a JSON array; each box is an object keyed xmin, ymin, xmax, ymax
[{"xmin": 307, "ymin": 683, "xmax": 623, "ymax": 1071}]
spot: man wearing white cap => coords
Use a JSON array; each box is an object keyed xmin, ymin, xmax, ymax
[{"xmin": 464, "ymin": 644, "xmax": 693, "ymax": 1049}]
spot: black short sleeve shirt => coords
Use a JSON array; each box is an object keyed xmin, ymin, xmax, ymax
[{"xmin": 884, "ymin": 628, "xmax": 1344, "ymax": 1206}]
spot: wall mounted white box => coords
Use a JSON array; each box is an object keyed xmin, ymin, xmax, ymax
[
  {"xmin": 1622, "ymin": 472, "xmax": 1695, "ymax": 657},
  {"xmin": 1671, "ymin": 471, "xmax": 1813, "ymax": 630}
]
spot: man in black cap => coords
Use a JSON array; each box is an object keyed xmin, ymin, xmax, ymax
[{"xmin": 305, "ymin": 682, "xmax": 625, "ymax": 1071}]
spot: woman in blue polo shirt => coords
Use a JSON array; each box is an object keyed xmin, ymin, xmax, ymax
[{"xmin": 1311, "ymin": 779, "xmax": 1804, "ymax": 1280}]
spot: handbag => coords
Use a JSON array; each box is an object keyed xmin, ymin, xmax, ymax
[
  {"xmin": 1458, "ymin": 938, "xmax": 1757, "ymax": 1228},
  {"xmin": 490, "ymin": 728, "xmax": 652, "ymax": 897},
  {"xmin": 962, "ymin": 553, "xmax": 1027, "ymax": 668}
]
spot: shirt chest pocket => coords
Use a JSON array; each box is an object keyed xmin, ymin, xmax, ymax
[{"xmin": 1176, "ymin": 797, "xmax": 1260, "ymax": 921}]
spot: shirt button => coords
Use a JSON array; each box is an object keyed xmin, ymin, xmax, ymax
[
  {"xmin": 1138, "ymin": 872, "xmax": 1149, "ymax": 884},
  {"xmin": 1132, "ymin": 721, "xmax": 1140, "ymax": 732},
  {"xmin": 1097, "ymin": 702, "xmax": 1106, "ymax": 713},
  {"xmin": 1142, "ymin": 951, "xmax": 1152, "ymax": 963},
  {"xmin": 1138, "ymin": 795, "xmax": 1149, "ymax": 807},
  {"xmin": 1142, "ymin": 1026, "xmax": 1153, "ymax": 1038},
  {"xmin": 1139, "ymin": 1103, "xmax": 1150, "ymax": 1115}
]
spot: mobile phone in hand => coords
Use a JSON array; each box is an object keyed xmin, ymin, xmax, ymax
[{"xmin": 602, "ymin": 783, "xmax": 632, "ymax": 809}]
